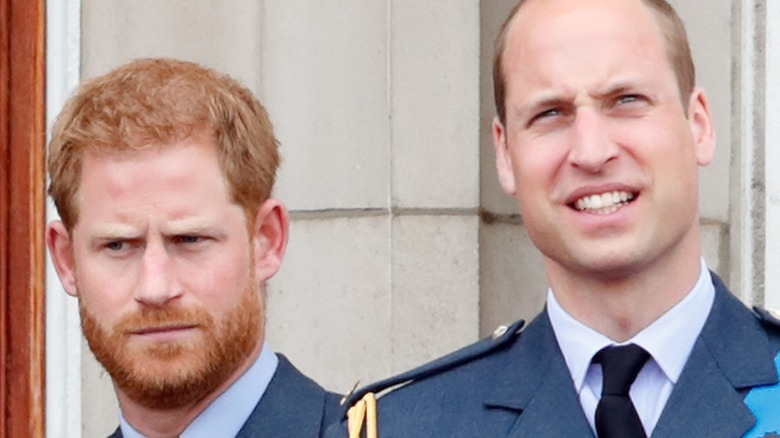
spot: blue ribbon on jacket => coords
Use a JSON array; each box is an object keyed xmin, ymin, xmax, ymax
[{"xmin": 744, "ymin": 352, "xmax": 780, "ymax": 437}]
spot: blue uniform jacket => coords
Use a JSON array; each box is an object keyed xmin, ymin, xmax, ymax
[
  {"xmin": 328, "ymin": 275, "xmax": 780, "ymax": 437},
  {"xmin": 109, "ymin": 354, "xmax": 342, "ymax": 437}
]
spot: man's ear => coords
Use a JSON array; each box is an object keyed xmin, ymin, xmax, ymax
[
  {"xmin": 252, "ymin": 198, "xmax": 289, "ymax": 283},
  {"xmin": 46, "ymin": 221, "xmax": 79, "ymax": 297},
  {"xmin": 493, "ymin": 117, "xmax": 517, "ymax": 195},
  {"xmin": 687, "ymin": 87, "xmax": 715, "ymax": 167}
]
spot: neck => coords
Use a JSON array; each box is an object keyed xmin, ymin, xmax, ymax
[
  {"xmin": 116, "ymin": 343, "xmax": 262, "ymax": 438},
  {"xmin": 546, "ymin": 245, "xmax": 702, "ymax": 342}
]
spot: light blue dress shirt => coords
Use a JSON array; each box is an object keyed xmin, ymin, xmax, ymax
[
  {"xmin": 547, "ymin": 259, "xmax": 715, "ymax": 437},
  {"xmin": 119, "ymin": 343, "xmax": 279, "ymax": 438}
]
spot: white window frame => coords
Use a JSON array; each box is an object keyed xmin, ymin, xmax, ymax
[
  {"xmin": 46, "ymin": 0, "xmax": 83, "ymax": 437},
  {"xmin": 734, "ymin": 0, "xmax": 780, "ymax": 308},
  {"xmin": 764, "ymin": 0, "xmax": 780, "ymax": 308}
]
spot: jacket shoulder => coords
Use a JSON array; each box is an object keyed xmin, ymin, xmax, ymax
[
  {"xmin": 239, "ymin": 354, "xmax": 342, "ymax": 437},
  {"xmin": 752, "ymin": 306, "xmax": 780, "ymax": 355},
  {"xmin": 753, "ymin": 306, "xmax": 780, "ymax": 331},
  {"xmin": 339, "ymin": 318, "xmax": 526, "ymax": 409}
]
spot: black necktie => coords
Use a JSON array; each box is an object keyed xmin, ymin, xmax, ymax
[{"xmin": 594, "ymin": 344, "xmax": 650, "ymax": 438}]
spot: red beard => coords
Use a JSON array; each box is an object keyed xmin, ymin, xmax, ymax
[{"xmin": 79, "ymin": 282, "xmax": 262, "ymax": 409}]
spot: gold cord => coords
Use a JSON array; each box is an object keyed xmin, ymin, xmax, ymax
[{"xmin": 346, "ymin": 393, "xmax": 378, "ymax": 438}]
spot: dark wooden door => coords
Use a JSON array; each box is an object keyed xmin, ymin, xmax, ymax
[{"xmin": 0, "ymin": 0, "xmax": 46, "ymax": 436}]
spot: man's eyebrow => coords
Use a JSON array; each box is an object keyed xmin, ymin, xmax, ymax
[
  {"xmin": 530, "ymin": 96, "xmax": 570, "ymax": 110},
  {"xmin": 516, "ymin": 81, "xmax": 650, "ymax": 116},
  {"xmin": 594, "ymin": 79, "xmax": 650, "ymax": 99},
  {"xmin": 528, "ymin": 87, "xmax": 566, "ymax": 102},
  {"xmin": 89, "ymin": 224, "xmax": 140, "ymax": 240},
  {"xmin": 163, "ymin": 218, "xmax": 220, "ymax": 235},
  {"xmin": 516, "ymin": 92, "xmax": 571, "ymax": 115}
]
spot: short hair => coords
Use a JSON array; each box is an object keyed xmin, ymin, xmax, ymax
[
  {"xmin": 48, "ymin": 58, "xmax": 280, "ymax": 230},
  {"xmin": 492, "ymin": 0, "xmax": 695, "ymax": 124}
]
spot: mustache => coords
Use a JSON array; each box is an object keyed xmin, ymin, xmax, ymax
[{"xmin": 114, "ymin": 306, "xmax": 213, "ymax": 334}]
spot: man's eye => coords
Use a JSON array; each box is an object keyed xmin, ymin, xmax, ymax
[
  {"xmin": 537, "ymin": 108, "xmax": 560, "ymax": 119},
  {"xmin": 175, "ymin": 235, "xmax": 202, "ymax": 244},
  {"xmin": 529, "ymin": 108, "xmax": 561, "ymax": 125},
  {"xmin": 105, "ymin": 241, "xmax": 126, "ymax": 251},
  {"xmin": 617, "ymin": 94, "xmax": 642, "ymax": 105}
]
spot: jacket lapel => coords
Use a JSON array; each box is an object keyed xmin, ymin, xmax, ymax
[
  {"xmin": 651, "ymin": 277, "xmax": 778, "ymax": 437},
  {"xmin": 484, "ymin": 311, "xmax": 594, "ymax": 437},
  {"xmin": 236, "ymin": 355, "xmax": 328, "ymax": 437},
  {"xmin": 651, "ymin": 338, "xmax": 756, "ymax": 437}
]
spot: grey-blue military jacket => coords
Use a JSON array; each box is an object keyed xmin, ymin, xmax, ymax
[{"xmin": 328, "ymin": 274, "xmax": 780, "ymax": 437}]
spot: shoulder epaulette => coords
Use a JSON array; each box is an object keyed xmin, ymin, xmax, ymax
[
  {"xmin": 753, "ymin": 306, "xmax": 780, "ymax": 329},
  {"xmin": 340, "ymin": 318, "xmax": 525, "ymax": 410}
]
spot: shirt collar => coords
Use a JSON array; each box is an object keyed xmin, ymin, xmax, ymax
[
  {"xmin": 548, "ymin": 259, "xmax": 715, "ymax": 392},
  {"xmin": 119, "ymin": 343, "xmax": 279, "ymax": 438}
]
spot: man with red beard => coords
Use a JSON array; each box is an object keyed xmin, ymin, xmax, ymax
[{"xmin": 46, "ymin": 58, "xmax": 341, "ymax": 437}]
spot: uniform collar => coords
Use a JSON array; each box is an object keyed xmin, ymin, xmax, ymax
[{"xmin": 547, "ymin": 259, "xmax": 714, "ymax": 392}]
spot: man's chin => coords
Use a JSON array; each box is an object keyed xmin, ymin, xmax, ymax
[
  {"xmin": 123, "ymin": 350, "xmax": 203, "ymax": 382},
  {"xmin": 112, "ymin": 346, "xmax": 245, "ymax": 409},
  {"xmin": 107, "ymin": 325, "xmax": 260, "ymax": 409}
]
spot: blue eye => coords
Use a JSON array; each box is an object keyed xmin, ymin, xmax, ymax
[
  {"xmin": 537, "ymin": 108, "xmax": 560, "ymax": 119},
  {"xmin": 617, "ymin": 94, "xmax": 642, "ymax": 104},
  {"xmin": 105, "ymin": 241, "xmax": 126, "ymax": 251},
  {"xmin": 529, "ymin": 108, "xmax": 562, "ymax": 126}
]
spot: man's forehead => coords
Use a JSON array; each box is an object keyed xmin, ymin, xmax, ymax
[
  {"xmin": 499, "ymin": 0, "xmax": 679, "ymax": 119},
  {"xmin": 75, "ymin": 140, "xmax": 232, "ymax": 211},
  {"xmin": 80, "ymin": 139, "xmax": 221, "ymax": 178},
  {"xmin": 507, "ymin": 0, "xmax": 659, "ymax": 40},
  {"xmin": 502, "ymin": 0, "xmax": 667, "ymax": 75}
]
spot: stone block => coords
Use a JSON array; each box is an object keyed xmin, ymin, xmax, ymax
[
  {"xmin": 390, "ymin": 214, "xmax": 480, "ymax": 372},
  {"xmin": 479, "ymin": 221, "xmax": 547, "ymax": 337},
  {"xmin": 701, "ymin": 221, "xmax": 728, "ymax": 282},
  {"xmin": 267, "ymin": 214, "xmax": 392, "ymax": 392},
  {"xmin": 261, "ymin": 0, "xmax": 390, "ymax": 211},
  {"xmin": 82, "ymin": 0, "xmax": 263, "ymax": 92},
  {"xmin": 391, "ymin": 1, "xmax": 480, "ymax": 209}
]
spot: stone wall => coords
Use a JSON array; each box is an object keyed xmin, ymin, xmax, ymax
[{"xmin": 45, "ymin": 1, "xmax": 772, "ymax": 435}]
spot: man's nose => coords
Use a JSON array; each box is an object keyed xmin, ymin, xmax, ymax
[
  {"xmin": 567, "ymin": 108, "xmax": 619, "ymax": 172},
  {"xmin": 134, "ymin": 241, "xmax": 181, "ymax": 306}
]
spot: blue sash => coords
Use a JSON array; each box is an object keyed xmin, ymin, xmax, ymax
[{"xmin": 744, "ymin": 352, "xmax": 780, "ymax": 437}]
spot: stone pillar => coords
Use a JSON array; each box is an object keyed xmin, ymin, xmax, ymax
[
  {"xmin": 731, "ymin": 0, "xmax": 780, "ymax": 308},
  {"xmin": 765, "ymin": 0, "xmax": 780, "ymax": 308}
]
